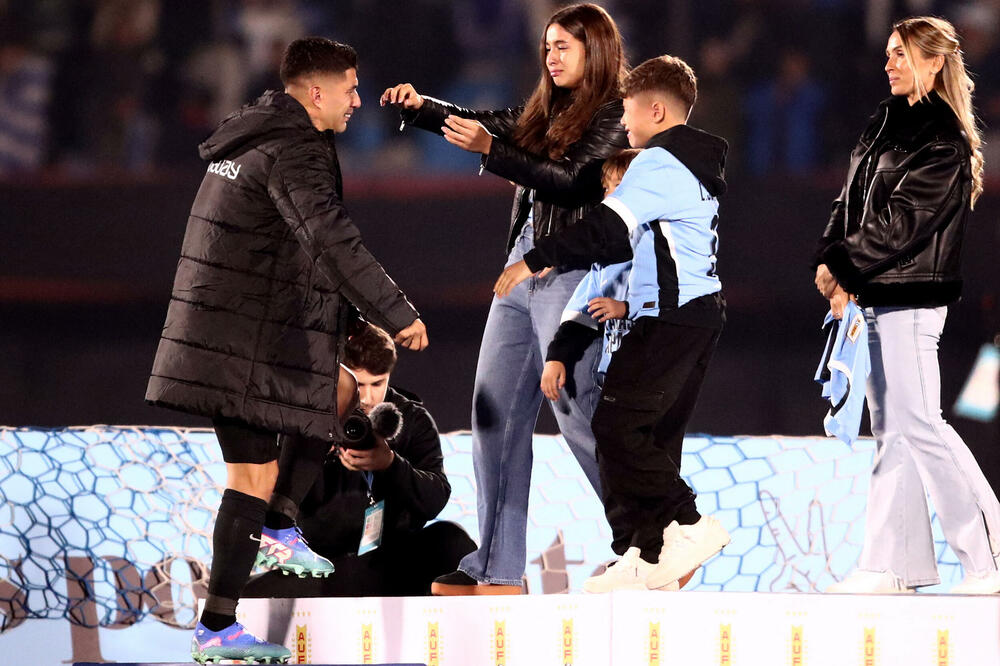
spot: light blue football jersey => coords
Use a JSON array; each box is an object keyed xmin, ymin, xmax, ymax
[
  {"xmin": 601, "ymin": 147, "xmax": 722, "ymax": 320},
  {"xmin": 814, "ymin": 300, "xmax": 871, "ymax": 445},
  {"xmin": 561, "ymin": 259, "xmax": 632, "ymax": 375}
]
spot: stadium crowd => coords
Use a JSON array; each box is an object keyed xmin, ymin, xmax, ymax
[{"xmin": 2, "ymin": 0, "xmax": 1000, "ymax": 179}]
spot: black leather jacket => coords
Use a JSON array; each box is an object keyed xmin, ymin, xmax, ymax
[
  {"xmin": 816, "ymin": 91, "xmax": 972, "ymax": 307},
  {"xmin": 402, "ymin": 97, "xmax": 628, "ymax": 253}
]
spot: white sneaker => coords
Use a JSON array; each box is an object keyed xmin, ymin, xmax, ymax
[
  {"xmin": 583, "ymin": 547, "xmax": 671, "ymax": 593},
  {"xmin": 646, "ymin": 516, "xmax": 731, "ymax": 590},
  {"xmin": 950, "ymin": 571, "xmax": 1000, "ymax": 594},
  {"xmin": 826, "ymin": 569, "xmax": 914, "ymax": 594}
]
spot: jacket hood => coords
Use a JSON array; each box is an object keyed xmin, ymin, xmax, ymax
[
  {"xmin": 198, "ymin": 90, "xmax": 315, "ymax": 161},
  {"xmin": 647, "ymin": 124, "xmax": 728, "ymax": 197}
]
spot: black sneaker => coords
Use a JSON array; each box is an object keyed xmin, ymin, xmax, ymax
[{"xmin": 431, "ymin": 570, "xmax": 522, "ymax": 596}]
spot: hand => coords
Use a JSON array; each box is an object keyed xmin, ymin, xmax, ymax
[
  {"xmin": 494, "ymin": 260, "xmax": 549, "ymax": 298},
  {"xmin": 814, "ymin": 264, "xmax": 839, "ymax": 299},
  {"xmin": 442, "ymin": 115, "xmax": 493, "ymax": 154},
  {"xmin": 588, "ymin": 297, "xmax": 627, "ymax": 323},
  {"xmin": 380, "ymin": 83, "xmax": 423, "ymax": 110},
  {"xmin": 829, "ymin": 285, "xmax": 856, "ymax": 320},
  {"xmin": 394, "ymin": 318, "xmax": 428, "ymax": 350},
  {"xmin": 541, "ymin": 361, "xmax": 566, "ymax": 402},
  {"xmin": 337, "ymin": 436, "xmax": 395, "ymax": 472}
]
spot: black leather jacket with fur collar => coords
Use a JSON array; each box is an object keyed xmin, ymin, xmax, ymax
[
  {"xmin": 402, "ymin": 97, "xmax": 628, "ymax": 254},
  {"xmin": 816, "ymin": 91, "xmax": 973, "ymax": 307}
]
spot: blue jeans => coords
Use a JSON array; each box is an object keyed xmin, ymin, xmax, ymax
[
  {"xmin": 859, "ymin": 306, "xmax": 1000, "ymax": 586},
  {"xmin": 458, "ymin": 227, "xmax": 603, "ymax": 585}
]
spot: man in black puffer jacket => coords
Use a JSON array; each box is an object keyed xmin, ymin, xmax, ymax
[{"xmin": 145, "ymin": 38, "xmax": 427, "ymax": 664}]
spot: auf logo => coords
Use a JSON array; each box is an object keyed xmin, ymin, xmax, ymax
[
  {"xmin": 758, "ymin": 491, "xmax": 836, "ymax": 592},
  {"xmin": 207, "ymin": 159, "xmax": 242, "ymax": 180}
]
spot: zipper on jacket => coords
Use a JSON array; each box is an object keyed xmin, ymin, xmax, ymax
[
  {"xmin": 543, "ymin": 205, "xmax": 555, "ymax": 238},
  {"xmin": 845, "ymin": 108, "xmax": 889, "ymax": 236}
]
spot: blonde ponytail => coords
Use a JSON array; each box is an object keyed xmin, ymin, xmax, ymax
[{"xmin": 894, "ymin": 16, "xmax": 984, "ymax": 207}]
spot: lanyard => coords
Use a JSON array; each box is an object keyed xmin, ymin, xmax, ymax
[{"xmin": 363, "ymin": 471, "xmax": 375, "ymax": 506}]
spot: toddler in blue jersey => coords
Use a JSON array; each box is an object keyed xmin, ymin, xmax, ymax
[
  {"xmin": 541, "ymin": 148, "xmax": 641, "ymax": 402},
  {"xmin": 495, "ymin": 55, "xmax": 732, "ymax": 593}
]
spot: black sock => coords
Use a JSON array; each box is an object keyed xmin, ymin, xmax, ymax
[
  {"xmin": 264, "ymin": 508, "xmax": 296, "ymax": 530},
  {"xmin": 200, "ymin": 489, "xmax": 267, "ymax": 630},
  {"xmin": 265, "ymin": 434, "xmax": 330, "ymax": 530},
  {"xmin": 200, "ymin": 609, "xmax": 236, "ymax": 632}
]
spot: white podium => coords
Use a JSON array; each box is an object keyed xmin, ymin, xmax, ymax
[{"xmin": 236, "ymin": 591, "xmax": 1000, "ymax": 666}]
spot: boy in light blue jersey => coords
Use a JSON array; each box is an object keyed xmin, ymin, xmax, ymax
[
  {"xmin": 542, "ymin": 149, "xmax": 640, "ymax": 402},
  {"xmin": 495, "ymin": 55, "xmax": 731, "ymax": 592}
]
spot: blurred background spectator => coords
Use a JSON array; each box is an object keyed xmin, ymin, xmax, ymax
[
  {"xmin": 2, "ymin": 0, "xmax": 996, "ymax": 178},
  {"xmin": 0, "ymin": 19, "xmax": 53, "ymax": 174}
]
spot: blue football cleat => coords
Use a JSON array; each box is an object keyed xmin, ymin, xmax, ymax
[
  {"xmin": 191, "ymin": 621, "xmax": 291, "ymax": 664},
  {"xmin": 254, "ymin": 525, "xmax": 336, "ymax": 578}
]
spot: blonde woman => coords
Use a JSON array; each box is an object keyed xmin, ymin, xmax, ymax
[{"xmin": 814, "ymin": 16, "xmax": 1000, "ymax": 594}]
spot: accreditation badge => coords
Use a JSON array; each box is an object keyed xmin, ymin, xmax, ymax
[{"xmin": 358, "ymin": 500, "xmax": 385, "ymax": 555}]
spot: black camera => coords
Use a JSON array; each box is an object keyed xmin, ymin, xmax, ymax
[
  {"xmin": 339, "ymin": 402, "xmax": 403, "ymax": 450},
  {"xmin": 341, "ymin": 408, "xmax": 376, "ymax": 450}
]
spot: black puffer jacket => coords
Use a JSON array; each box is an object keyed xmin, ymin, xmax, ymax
[
  {"xmin": 146, "ymin": 91, "xmax": 419, "ymax": 441},
  {"xmin": 402, "ymin": 97, "xmax": 628, "ymax": 252},
  {"xmin": 816, "ymin": 91, "xmax": 972, "ymax": 306}
]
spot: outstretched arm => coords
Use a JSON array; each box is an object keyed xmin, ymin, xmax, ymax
[
  {"xmin": 384, "ymin": 83, "xmax": 521, "ymax": 140},
  {"xmin": 269, "ymin": 141, "xmax": 425, "ymax": 346}
]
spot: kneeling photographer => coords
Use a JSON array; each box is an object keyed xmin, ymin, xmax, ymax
[{"xmin": 243, "ymin": 324, "xmax": 475, "ymax": 597}]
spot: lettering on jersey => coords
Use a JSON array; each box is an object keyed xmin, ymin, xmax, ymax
[
  {"xmin": 207, "ymin": 159, "xmax": 242, "ymax": 180},
  {"xmin": 698, "ymin": 182, "xmax": 717, "ymax": 201},
  {"xmin": 427, "ymin": 622, "xmax": 440, "ymax": 666},
  {"xmin": 846, "ymin": 312, "xmax": 864, "ymax": 343},
  {"xmin": 719, "ymin": 624, "xmax": 731, "ymax": 665}
]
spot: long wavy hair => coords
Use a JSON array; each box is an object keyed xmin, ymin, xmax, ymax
[
  {"xmin": 512, "ymin": 3, "xmax": 627, "ymax": 160},
  {"xmin": 893, "ymin": 16, "xmax": 984, "ymax": 207}
]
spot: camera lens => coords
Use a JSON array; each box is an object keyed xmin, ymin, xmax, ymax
[{"xmin": 343, "ymin": 414, "xmax": 368, "ymax": 441}]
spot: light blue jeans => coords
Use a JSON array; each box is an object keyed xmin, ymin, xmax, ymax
[
  {"xmin": 458, "ymin": 225, "xmax": 603, "ymax": 585},
  {"xmin": 859, "ymin": 306, "xmax": 1000, "ymax": 586}
]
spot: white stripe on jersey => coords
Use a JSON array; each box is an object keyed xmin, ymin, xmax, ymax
[
  {"xmin": 602, "ymin": 197, "xmax": 638, "ymax": 232},
  {"xmin": 560, "ymin": 310, "xmax": 599, "ymax": 329},
  {"xmin": 653, "ymin": 220, "xmax": 680, "ymax": 269}
]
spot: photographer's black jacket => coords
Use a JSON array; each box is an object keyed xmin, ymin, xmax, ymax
[
  {"xmin": 402, "ymin": 97, "xmax": 628, "ymax": 253},
  {"xmin": 296, "ymin": 387, "xmax": 452, "ymax": 560},
  {"xmin": 146, "ymin": 91, "xmax": 418, "ymax": 441},
  {"xmin": 816, "ymin": 91, "xmax": 972, "ymax": 307}
]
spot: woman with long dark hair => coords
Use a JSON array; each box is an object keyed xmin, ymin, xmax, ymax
[
  {"xmin": 382, "ymin": 3, "xmax": 628, "ymax": 594},
  {"xmin": 815, "ymin": 16, "xmax": 1000, "ymax": 594}
]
